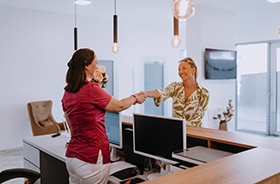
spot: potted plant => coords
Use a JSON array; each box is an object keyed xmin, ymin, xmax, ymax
[{"xmin": 213, "ymin": 99, "xmax": 234, "ymax": 131}]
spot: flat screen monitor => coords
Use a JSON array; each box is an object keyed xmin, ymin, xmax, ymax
[
  {"xmin": 133, "ymin": 113, "xmax": 186, "ymax": 165},
  {"xmin": 205, "ymin": 48, "xmax": 237, "ymax": 79},
  {"xmin": 105, "ymin": 111, "xmax": 122, "ymax": 161}
]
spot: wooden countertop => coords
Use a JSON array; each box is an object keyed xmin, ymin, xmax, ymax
[
  {"xmin": 187, "ymin": 126, "xmax": 280, "ymax": 151},
  {"xmin": 144, "ymin": 147, "xmax": 280, "ymax": 184},
  {"xmin": 122, "ymin": 122, "xmax": 280, "ymax": 184}
]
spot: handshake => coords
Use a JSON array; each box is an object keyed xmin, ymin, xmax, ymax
[{"xmin": 132, "ymin": 91, "xmax": 147, "ymax": 105}]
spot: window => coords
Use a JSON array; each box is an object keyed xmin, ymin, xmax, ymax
[
  {"xmin": 236, "ymin": 41, "xmax": 280, "ymax": 136},
  {"xmin": 144, "ymin": 61, "xmax": 164, "ymax": 116}
]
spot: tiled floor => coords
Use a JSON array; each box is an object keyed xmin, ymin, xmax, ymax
[{"xmin": 0, "ymin": 147, "xmax": 24, "ymax": 184}]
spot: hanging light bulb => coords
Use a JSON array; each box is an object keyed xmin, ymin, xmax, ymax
[
  {"xmin": 111, "ymin": 14, "xmax": 119, "ymax": 53},
  {"xmin": 173, "ymin": 0, "xmax": 195, "ymax": 20},
  {"xmin": 171, "ymin": 36, "xmax": 181, "ymax": 48},
  {"xmin": 112, "ymin": 42, "xmax": 119, "ymax": 53},
  {"xmin": 171, "ymin": 17, "xmax": 181, "ymax": 48},
  {"xmin": 112, "ymin": 0, "xmax": 119, "ymax": 53}
]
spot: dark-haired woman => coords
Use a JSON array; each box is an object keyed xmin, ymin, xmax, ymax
[
  {"xmin": 141, "ymin": 57, "xmax": 209, "ymax": 127},
  {"xmin": 61, "ymin": 48, "xmax": 146, "ymax": 184}
]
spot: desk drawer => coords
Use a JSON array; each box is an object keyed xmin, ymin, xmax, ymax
[
  {"xmin": 23, "ymin": 141, "xmax": 40, "ymax": 168},
  {"xmin": 24, "ymin": 159, "xmax": 40, "ymax": 172}
]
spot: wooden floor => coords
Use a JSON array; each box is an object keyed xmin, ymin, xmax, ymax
[{"xmin": 0, "ymin": 147, "xmax": 24, "ymax": 184}]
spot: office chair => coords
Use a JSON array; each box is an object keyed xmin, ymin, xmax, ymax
[
  {"xmin": 0, "ymin": 168, "xmax": 41, "ymax": 184},
  {"xmin": 27, "ymin": 100, "xmax": 65, "ymax": 136}
]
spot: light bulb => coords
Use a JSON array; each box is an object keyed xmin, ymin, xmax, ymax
[
  {"xmin": 171, "ymin": 35, "xmax": 181, "ymax": 48},
  {"xmin": 173, "ymin": 0, "xmax": 195, "ymax": 20},
  {"xmin": 112, "ymin": 42, "xmax": 119, "ymax": 53}
]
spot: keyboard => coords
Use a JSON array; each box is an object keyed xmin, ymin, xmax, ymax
[{"xmin": 112, "ymin": 167, "xmax": 139, "ymax": 180}]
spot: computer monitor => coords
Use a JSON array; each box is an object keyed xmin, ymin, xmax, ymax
[
  {"xmin": 133, "ymin": 113, "xmax": 186, "ymax": 179},
  {"xmin": 105, "ymin": 111, "xmax": 122, "ymax": 161}
]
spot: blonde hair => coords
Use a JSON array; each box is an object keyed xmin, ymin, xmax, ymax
[{"xmin": 178, "ymin": 57, "xmax": 198, "ymax": 83}]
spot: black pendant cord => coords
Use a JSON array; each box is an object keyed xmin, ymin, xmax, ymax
[
  {"xmin": 74, "ymin": 3, "xmax": 78, "ymax": 50},
  {"xmin": 74, "ymin": 27, "xmax": 78, "ymax": 51}
]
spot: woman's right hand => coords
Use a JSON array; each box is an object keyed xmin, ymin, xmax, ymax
[{"xmin": 134, "ymin": 93, "xmax": 146, "ymax": 104}]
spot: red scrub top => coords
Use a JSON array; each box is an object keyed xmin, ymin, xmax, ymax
[{"xmin": 62, "ymin": 82, "xmax": 112, "ymax": 164}]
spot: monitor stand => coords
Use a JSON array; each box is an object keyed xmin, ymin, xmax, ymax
[
  {"xmin": 110, "ymin": 147, "xmax": 121, "ymax": 162},
  {"xmin": 147, "ymin": 162, "xmax": 171, "ymax": 181}
]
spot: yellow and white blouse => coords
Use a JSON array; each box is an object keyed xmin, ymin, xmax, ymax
[{"xmin": 154, "ymin": 82, "xmax": 209, "ymax": 127}]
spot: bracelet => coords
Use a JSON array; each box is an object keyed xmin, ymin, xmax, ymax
[{"xmin": 131, "ymin": 95, "xmax": 138, "ymax": 105}]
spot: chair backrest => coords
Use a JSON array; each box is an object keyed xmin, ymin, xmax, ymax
[
  {"xmin": 28, "ymin": 100, "xmax": 53, "ymax": 126},
  {"xmin": 27, "ymin": 100, "xmax": 60, "ymax": 136},
  {"xmin": 0, "ymin": 168, "xmax": 41, "ymax": 184}
]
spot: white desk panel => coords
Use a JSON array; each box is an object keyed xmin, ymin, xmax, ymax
[{"xmin": 23, "ymin": 133, "xmax": 70, "ymax": 162}]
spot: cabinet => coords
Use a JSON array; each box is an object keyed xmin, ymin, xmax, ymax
[{"xmin": 23, "ymin": 134, "xmax": 70, "ymax": 184}]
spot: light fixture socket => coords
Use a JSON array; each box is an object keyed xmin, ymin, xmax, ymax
[
  {"xmin": 74, "ymin": 0, "xmax": 92, "ymax": 6},
  {"xmin": 174, "ymin": 16, "xmax": 179, "ymax": 36},
  {"xmin": 113, "ymin": 15, "xmax": 118, "ymax": 43},
  {"xmin": 74, "ymin": 27, "xmax": 78, "ymax": 50}
]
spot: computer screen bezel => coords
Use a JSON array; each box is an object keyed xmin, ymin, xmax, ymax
[
  {"xmin": 133, "ymin": 113, "xmax": 187, "ymax": 165},
  {"xmin": 104, "ymin": 111, "xmax": 123, "ymax": 149}
]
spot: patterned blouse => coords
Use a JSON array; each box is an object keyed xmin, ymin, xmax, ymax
[{"xmin": 154, "ymin": 82, "xmax": 209, "ymax": 127}]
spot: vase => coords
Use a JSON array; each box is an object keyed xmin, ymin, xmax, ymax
[{"xmin": 219, "ymin": 121, "xmax": 228, "ymax": 131}]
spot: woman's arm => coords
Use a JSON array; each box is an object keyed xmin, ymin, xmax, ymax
[
  {"xmin": 105, "ymin": 93, "xmax": 146, "ymax": 112},
  {"xmin": 140, "ymin": 90, "xmax": 160, "ymax": 99},
  {"xmin": 140, "ymin": 82, "xmax": 177, "ymax": 107}
]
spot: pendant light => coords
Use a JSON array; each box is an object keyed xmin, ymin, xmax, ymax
[
  {"xmin": 173, "ymin": 0, "xmax": 195, "ymax": 20},
  {"xmin": 112, "ymin": 0, "xmax": 119, "ymax": 53},
  {"xmin": 74, "ymin": 3, "xmax": 78, "ymax": 50},
  {"xmin": 73, "ymin": 0, "xmax": 91, "ymax": 50},
  {"xmin": 171, "ymin": 16, "xmax": 181, "ymax": 48}
]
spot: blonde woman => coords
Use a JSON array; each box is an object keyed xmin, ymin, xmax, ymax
[{"xmin": 141, "ymin": 57, "xmax": 209, "ymax": 127}]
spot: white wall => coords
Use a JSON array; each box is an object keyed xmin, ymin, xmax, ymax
[
  {"xmin": 235, "ymin": 1, "xmax": 280, "ymax": 43},
  {"xmin": 186, "ymin": 6, "xmax": 236, "ymax": 130}
]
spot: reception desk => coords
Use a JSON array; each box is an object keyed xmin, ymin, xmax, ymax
[
  {"xmin": 23, "ymin": 125, "xmax": 280, "ymax": 184},
  {"xmin": 142, "ymin": 126, "xmax": 280, "ymax": 184}
]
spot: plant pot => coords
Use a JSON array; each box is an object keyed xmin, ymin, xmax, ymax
[{"xmin": 219, "ymin": 121, "xmax": 228, "ymax": 131}]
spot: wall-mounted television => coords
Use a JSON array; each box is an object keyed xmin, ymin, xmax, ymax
[{"xmin": 205, "ymin": 48, "xmax": 237, "ymax": 80}]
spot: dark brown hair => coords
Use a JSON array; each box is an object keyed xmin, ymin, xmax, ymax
[
  {"xmin": 179, "ymin": 57, "xmax": 198, "ymax": 83},
  {"xmin": 64, "ymin": 48, "xmax": 95, "ymax": 93}
]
